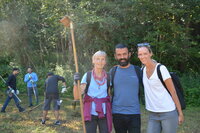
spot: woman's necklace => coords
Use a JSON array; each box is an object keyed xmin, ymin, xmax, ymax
[{"xmin": 92, "ymin": 69, "xmax": 107, "ymax": 89}]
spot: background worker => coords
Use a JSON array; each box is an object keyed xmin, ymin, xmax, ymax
[
  {"xmin": 1, "ymin": 68, "xmax": 25, "ymax": 113},
  {"xmin": 24, "ymin": 67, "xmax": 39, "ymax": 107},
  {"xmin": 41, "ymin": 72, "xmax": 67, "ymax": 125}
]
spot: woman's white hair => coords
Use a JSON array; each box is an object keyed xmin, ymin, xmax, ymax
[{"xmin": 92, "ymin": 50, "xmax": 107, "ymax": 61}]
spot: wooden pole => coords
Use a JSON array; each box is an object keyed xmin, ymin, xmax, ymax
[
  {"xmin": 70, "ymin": 21, "xmax": 86, "ymax": 133},
  {"xmin": 60, "ymin": 16, "xmax": 86, "ymax": 133}
]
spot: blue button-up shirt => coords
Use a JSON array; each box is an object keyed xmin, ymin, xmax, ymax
[{"xmin": 24, "ymin": 72, "xmax": 38, "ymax": 87}]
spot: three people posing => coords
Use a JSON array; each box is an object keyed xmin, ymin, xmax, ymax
[{"xmin": 74, "ymin": 43, "xmax": 184, "ymax": 133}]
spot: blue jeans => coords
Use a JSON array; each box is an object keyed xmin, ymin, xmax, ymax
[
  {"xmin": 27, "ymin": 87, "xmax": 39, "ymax": 105},
  {"xmin": 1, "ymin": 94, "xmax": 23, "ymax": 111},
  {"xmin": 147, "ymin": 110, "xmax": 178, "ymax": 133}
]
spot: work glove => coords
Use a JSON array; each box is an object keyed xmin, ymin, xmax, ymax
[
  {"xmin": 7, "ymin": 88, "xmax": 14, "ymax": 97},
  {"xmin": 11, "ymin": 89, "xmax": 15, "ymax": 93},
  {"xmin": 28, "ymin": 75, "xmax": 32, "ymax": 80},
  {"xmin": 57, "ymin": 100, "xmax": 63, "ymax": 106},
  {"xmin": 16, "ymin": 90, "xmax": 19, "ymax": 95},
  {"xmin": 73, "ymin": 72, "xmax": 81, "ymax": 84},
  {"xmin": 61, "ymin": 86, "xmax": 67, "ymax": 93}
]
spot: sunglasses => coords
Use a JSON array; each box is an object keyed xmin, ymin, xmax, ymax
[{"xmin": 137, "ymin": 43, "xmax": 150, "ymax": 47}]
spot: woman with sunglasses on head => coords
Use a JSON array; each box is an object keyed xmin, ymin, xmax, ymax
[{"xmin": 137, "ymin": 43, "xmax": 184, "ymax": 133}]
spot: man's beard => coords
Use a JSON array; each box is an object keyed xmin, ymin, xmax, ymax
[{"xmin": 118, "ymin": 58, "xmax": 130, "ymax": 67}]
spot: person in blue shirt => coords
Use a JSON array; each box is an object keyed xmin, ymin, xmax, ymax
[
  {"xmin": 73, "ymin": 51, "xmax": 112, "ymax": 133},
  {"xmin": 24, "ymin": 67, "xmax": 39, "ymax": 107},
  {"xmin": 110, "ymin": 44, "xmax": 142, "ymax": 133}
]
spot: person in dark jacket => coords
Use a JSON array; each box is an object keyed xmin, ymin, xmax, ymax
[
  {"xmin": 41, "ymin": 72, "xmax": 67, "ymax": 125},
  {"xmin": 1, "ymin": 68, "xmax": 25, "ymax": 113}
]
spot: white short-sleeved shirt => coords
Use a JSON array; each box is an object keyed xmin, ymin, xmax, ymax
[
  {"xmin": 143, "ymin": 63, "xmax": 176, "ymax": 112},
  {"xmin": 81, "ymin": 73, "xmax": 108, "ymax": 116}
]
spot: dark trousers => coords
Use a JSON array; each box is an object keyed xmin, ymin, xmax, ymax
[
  {"xmin": 113, "ymin": 114, "xmax": 141, "ymax": 133},
  {"xmin": 1, "ymin": 94, "xmax": 23, "ymax": 111},
  {"xmin": 85, "ymin": 115, "xmax": 108, "ymax": 133}
]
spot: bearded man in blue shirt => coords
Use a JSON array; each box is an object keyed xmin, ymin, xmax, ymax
[{"xmin": 110, "ymin": 44, "xmax": 142, "ymax": 133}]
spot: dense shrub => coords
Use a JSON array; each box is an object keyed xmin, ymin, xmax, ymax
[{"xmin": 181, "ymin": 74, "xmax": 200, "ymax": 107}]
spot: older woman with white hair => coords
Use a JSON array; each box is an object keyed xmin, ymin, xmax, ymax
[{"xmin": 74, "ymin": 50, "xmax": 112, "ymax": 133}]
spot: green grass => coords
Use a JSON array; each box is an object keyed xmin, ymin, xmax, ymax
[{"xmin": 0, "ymin": 94, "xmax": 199, "ymax": 133}]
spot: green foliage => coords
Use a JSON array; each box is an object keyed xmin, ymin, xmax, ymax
[
  {"xmin": 185, "ymin": 88, "xmax": 200, "ymax": 107},
  {"xmin": 0, "ymin": 0, "xmax": 200, "ymax": 106},
  {"xmin": 1, "ymin": 0, "xmax": 200, "ymax": 73},
  {"xmin": 0, "ymin": 56, "xmax": 12, "ymax": 90},
  {"xmin": 181, "ymin": 74, "xmax": 200, "ymax": 107}
]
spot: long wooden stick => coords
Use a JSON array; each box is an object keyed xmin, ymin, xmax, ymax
[
  {"xmin": 60, "ymin": 16, "xmax": 86, "ymax": 133},
  {"xmin": 70, "ymin": 21, "xmax": 86, "ymax": 133}
]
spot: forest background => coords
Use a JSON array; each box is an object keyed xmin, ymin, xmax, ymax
[{"xmin": 0, "ymin": 0, "xmax": 200, "ymax": 107}]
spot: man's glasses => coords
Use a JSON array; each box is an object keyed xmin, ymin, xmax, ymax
[{"xmin": 137, "ymin": 43, "xmax": 150, "ymax": 47}]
